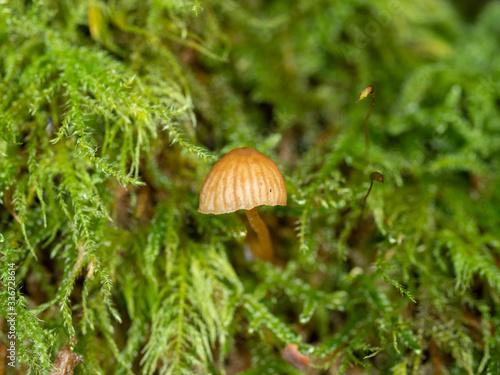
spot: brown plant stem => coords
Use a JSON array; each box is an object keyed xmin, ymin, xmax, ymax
[
  {"xmin": 364, "ymin": 94, "xmax": 375, "ymax": 153},
  {"xmin": 356, "ymin": 85, "xmax": 375, "ymax": 153},
  {"xmin": 245, "ymin": 207, "xmax": 274, "ymax": 262},
  {"xmin": 359, "ymin": 172, "xmax": 384, "ymax": 221},
  {"xmin": 361, "ymin": 180, "xmax": 374, "ymax": 217},
  {"xmin": 2, "ymin": 188, "xmax": 22, "ymax": 225}
]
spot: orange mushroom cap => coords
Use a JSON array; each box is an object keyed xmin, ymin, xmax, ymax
[{"xmin": 198, "ymin": 147, "xmax": 287, "ymax": 215}]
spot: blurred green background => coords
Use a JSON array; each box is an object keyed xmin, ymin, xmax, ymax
[{"xmin": 1, "ymin": 0, "xmax": 500, "ymax": 374}]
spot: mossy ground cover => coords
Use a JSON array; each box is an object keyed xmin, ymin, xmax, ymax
[{"xmin": 1, "ymin": 1, "xmax": 500, "ymax": 374}]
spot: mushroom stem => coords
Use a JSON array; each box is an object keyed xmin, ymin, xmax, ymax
[{"xmin": 245, "ymin": 207, "xmax": 274, "ymax": 261}]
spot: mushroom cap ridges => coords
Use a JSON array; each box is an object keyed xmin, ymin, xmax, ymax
[{"xmin": 198, "ymin": 147, "xmax": 287, "ymax": 214}]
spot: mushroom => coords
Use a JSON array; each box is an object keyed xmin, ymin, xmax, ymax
[{"xmin": 198, "ymin": 147, "xmax": 287, "ymax": 262}]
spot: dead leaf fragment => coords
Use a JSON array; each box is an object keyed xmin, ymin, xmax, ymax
[{"xmin": 49, "ymin": 344, "xmax": 83, "ymax": 375}]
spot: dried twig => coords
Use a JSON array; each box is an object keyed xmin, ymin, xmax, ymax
[{"xmin": 281, "ymin": 343, "xmax": 312, "ymax": 371}]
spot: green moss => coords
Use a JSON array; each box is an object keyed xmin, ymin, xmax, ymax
[{"xmin": 1, "ymin": 0, "xmax": 500, "ymax": 373}]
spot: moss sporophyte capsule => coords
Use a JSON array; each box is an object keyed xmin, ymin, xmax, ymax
[
  {"xmin": 356, "ymin": 85, "xmax": 375, "ymax": 103},
  {"xmin": 198, "ymin": 147, "xmax": 287, "ymax": 262}
]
